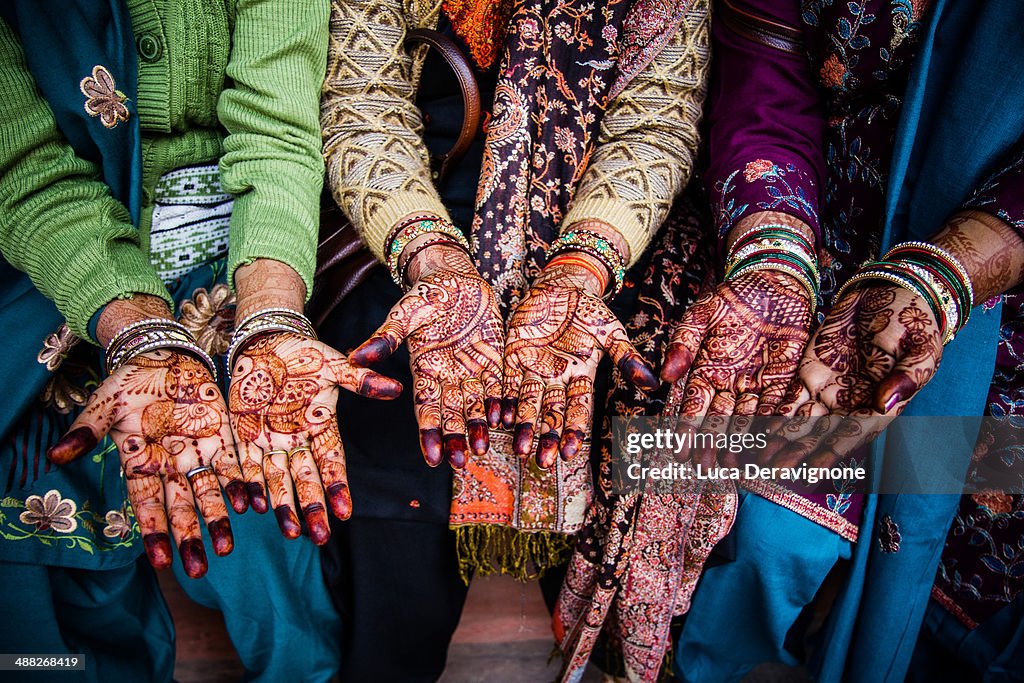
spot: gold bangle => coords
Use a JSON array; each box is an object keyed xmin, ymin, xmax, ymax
[{"xmin": 883, "ymin": 241, "xmax": 974, "ymax": 309}]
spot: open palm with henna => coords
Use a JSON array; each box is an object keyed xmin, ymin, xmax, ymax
[
  {"xmin": 503, "ymin": 261, "xmax": 659, "ymax": 468},
  {"xmin": 48, "ymin": 350, "xmax": 246, "ymax": 579},
  {"xmin": 229, "ymin": 332, "xmax": 402, "ymax": 545},
  {"xmin": 662, "ymin": 270, "xmax": 813, "ymax": 418},
  {"xmin": 350, "ymin": 245, "xmax": 504, "ymax": 469},
  {"xmin": 769, "ymin": 284, "xmax": 943, "ymax": 468}
]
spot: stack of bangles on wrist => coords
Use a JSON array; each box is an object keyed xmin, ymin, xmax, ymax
[
  {"xmin": 724, "ymin": 223, "xmax": 820, "ymax": 312},
  {"xmin": 226, "ymin": 307, "xmax": 317, "ymax": 379},
  {"xmin": 385, "ymin": 214, "xmax": 471, "ymax": 288},
  {"xmin": 836, "ymin": 241, "xmax": 974, "ymax": 345},
  {"xmin": 105, "ymin": 318, "xmax": 218, "ymax": 380},
  {"xmin": 547, "ymin": 227, "xmax": 627, "ymax": 298}
]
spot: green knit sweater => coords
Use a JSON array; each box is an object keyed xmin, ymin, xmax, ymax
[{"xmin": 0, "ymin": 0, "xmax": 328, "ymax": 341}]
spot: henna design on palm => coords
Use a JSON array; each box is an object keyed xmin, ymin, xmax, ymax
[
  {"xmin": 662, "ymin": 270, "xmax": 812, "ymax": 422},
  {"xmin": 503, "ymin": 263, "xmax": 658, "ymax": 467},
  {"xmin": 771, "ymin": 284, "xmax": 943, "ymax": 467},
  {"xmin": 229, "ymin": 332, "xmax": 402, "ymax": 544},
  {"xmin": 350, "ymin": 246, "xmax": 504, "ymax": 468},
  {"xmin": 48, "ymin": 350, "xmax": 247, "ymax": 579}
]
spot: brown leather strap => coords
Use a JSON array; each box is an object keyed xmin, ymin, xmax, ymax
[
  {"xmin": 719, "ymin": 0, "xmax": 804, "ymax": 55},
  {"xmin": 405, "ymin": 28, "xmax": 482, "ymax": 182}
]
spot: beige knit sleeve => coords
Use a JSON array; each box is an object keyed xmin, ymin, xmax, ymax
[
  {"xmin": 321, "ymin": 0, "xmax": 449, "ymax": 262},
  {"xmin": 562, "ymin": 1, "xmax": 711, "ymax": 266}
]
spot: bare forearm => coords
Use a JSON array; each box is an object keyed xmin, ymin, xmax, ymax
[
  {"xmin": 96, "ymin": 294, "xmax": 174, "ymax": 347},
  {"xmin": 234, "ymin": 259, "xmax": 307, "ymax": 320},
  {"xmin": 931, "ymin": 209, "xmax": 1024, "ymax": 303}
]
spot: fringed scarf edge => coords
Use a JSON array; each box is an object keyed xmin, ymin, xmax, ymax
[{"xmin": 453, "ymin": 524, "xmax": 575, "ymax": 584}]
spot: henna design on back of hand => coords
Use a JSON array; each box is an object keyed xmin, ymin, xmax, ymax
[
  {"xmin": 351, "ymin": 246, "xmax": 504, "ymax": 468},
  {"xmin": 663, "ymin": 269, "xmax": 813, "ymax": 420},
  {"xmin": 503, "ymin": 262, "xmax": 658, "ymax": 467},
  {"xmin": 48, "ymin": 350, "xmax": 246, "ymax": 579},
  {"xmin": 773, "ymin": 284, "xmax": 943, "ymax": 468}
]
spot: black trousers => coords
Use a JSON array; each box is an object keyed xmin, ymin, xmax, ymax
[{"xmin": 318, "ymin": 264, "xmax": 471, "ymax": 683}]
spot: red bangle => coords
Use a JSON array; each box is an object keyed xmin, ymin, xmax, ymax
[{"xmin": 546, "ymin": 253, "xmax": 610, "ymax": 292}]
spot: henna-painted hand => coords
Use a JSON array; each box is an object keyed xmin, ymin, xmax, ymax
[
  {"xmin": 47, "ymin": 350, "xmax": 246, "ymax": 579},
  {"xmin": 661, "ymin": 270, "xmax": 812, "ymax": 466},
  {"xmin": 502, "ymin": 259, "xmax": 659, "ymax": 467},
  {"xmin": 767, "ymin": 284, "xmax": 943, "ymax": 467},
  {"xmin": 229, "ymin": 332, "xmax": 402, "ymax": 544},
  {"xmin": 662, "ymin": 270, "xmax": 813, "ymax": 417},
  {"xmin": 350, "ymin": 244, "xmax": 504, "ymax": 469}
]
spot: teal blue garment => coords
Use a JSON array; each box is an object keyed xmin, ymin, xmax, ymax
[
  {"xmin": 813, "ymin": 1, "xmax": 1024, "ymax": 681},
  {"xmin": 0, "ymin": 556, "xmax": 174, "ymax": 683},
  {"xmin": 0, "ymin": 0, "xmax": 142, "ymax": 407},
  {"xmin": 0, "ymin": 1, "xmax": 141, "ymax": 221},
  {"xmin": 909, "ymin": 594, "xmax": 1024, "ymax": 682},
  {"xmin": 0, "ymin": 5, "xmax": 343, "ymax": 679},
  {"xmin": 172, "ymin": 504, "xmax": 343, "ymax": 683},
  {"xmin": 0, "ymin": 262, "xmax": 226, "ymax": 570},
  {"xmin": 3, "ymin": 257, "xmax": 344, "ymax": 680},
  {"xmin": 0, "ymin": 0, "xmax": 146, "ymax": 570},
  {"xmin": 672, "ymin": 493, "xmax": 852, "ymax": 683},
  {"xmin": 673, "ymin": 3, "xmax": 1024, "ymax": 681}
]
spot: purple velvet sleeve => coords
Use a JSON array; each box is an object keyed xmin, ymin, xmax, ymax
[
  {"xmin": 962, "ymin": 141, "xmax": 1024, "ymax": 235},
  {"xmin": 705, "ymin": 0, "xmax": 825, "ymax": 249}
]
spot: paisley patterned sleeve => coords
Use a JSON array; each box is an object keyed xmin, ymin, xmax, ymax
[
  {"xmin": 962, "ymin": 141, "xmax": 1024, "ymax": 235},
  {"xmin": 562, "ymin": 0, "xmax": 711, "ymax": 266},
  {"xmin": 321, "ymin": 0, "xmax": 451, "ymax": 263},
  {"xmin": 705, "ymin": 0, "xmax": 824, "ymax": 248}
]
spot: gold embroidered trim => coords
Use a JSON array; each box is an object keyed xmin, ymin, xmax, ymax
[{"xmin": 741, "ymin": 479, "xmax": 860, "ymax": 542}]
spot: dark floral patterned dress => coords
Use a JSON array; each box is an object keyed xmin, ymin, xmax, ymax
[
  {"xmin": 580, "ymin": 0, "xmax": 1024, "ymax": 657},
  {"xmin": 704, "ymin": 0, "xmax": 1024, "ymax": 637}
]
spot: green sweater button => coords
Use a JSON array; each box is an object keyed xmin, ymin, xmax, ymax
[{"xmin": 137, "ymin": 33, "xmax": 163, "ymax": 62}]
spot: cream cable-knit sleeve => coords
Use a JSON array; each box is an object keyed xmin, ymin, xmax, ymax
[
  {"xmin": 562, "ymin": 1, "xmax": 711, "ymax": 266},
  {"xmin": 321, "ymin": 0, "xmax": 449, "ymax": 262}
]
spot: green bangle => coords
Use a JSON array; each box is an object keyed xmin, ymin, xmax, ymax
[
  {"xmin": 548, "ymin": 229, "xmax": 627, "ymax": 297},
  {"xmin": 725, "ymin": 248, "xmax": 820, "ymax": 300},
  {"xmin": 385, "ymin": 216, "xmax": 470, "ymax": 288}
]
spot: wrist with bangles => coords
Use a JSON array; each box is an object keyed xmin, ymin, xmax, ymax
[
  {"xmin": 104, "ymin": 317, "xmax": 218, "ymax": 381},
  {"xmin": 723, "ymin": 222, "xmax": 820, "ymax": 312},
  {"xmin": 385, "ymin": 214, "xmax": 471, "ymax": 289},
  {"xmin": 835, "ymin": 241, "xmax": 974, "ymax": 345},
  {"xmin": 543, "ymin": 252, "xmax": 610, "ymax": 296},
  {"xmin": 546, "ymin": 226, "xmax": 627, "ymax": 298},
  {"xmin": 398, "ymin": 234, "xmax": 474, "ymax": 286},
  {"xmin": 225, "ymin": 307, "xmax": 317, "ymax": 379}
]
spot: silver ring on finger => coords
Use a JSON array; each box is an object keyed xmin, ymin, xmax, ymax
[{"xmin": 185, "ymin": 465, "xmax": 214, "ymax": 481}]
